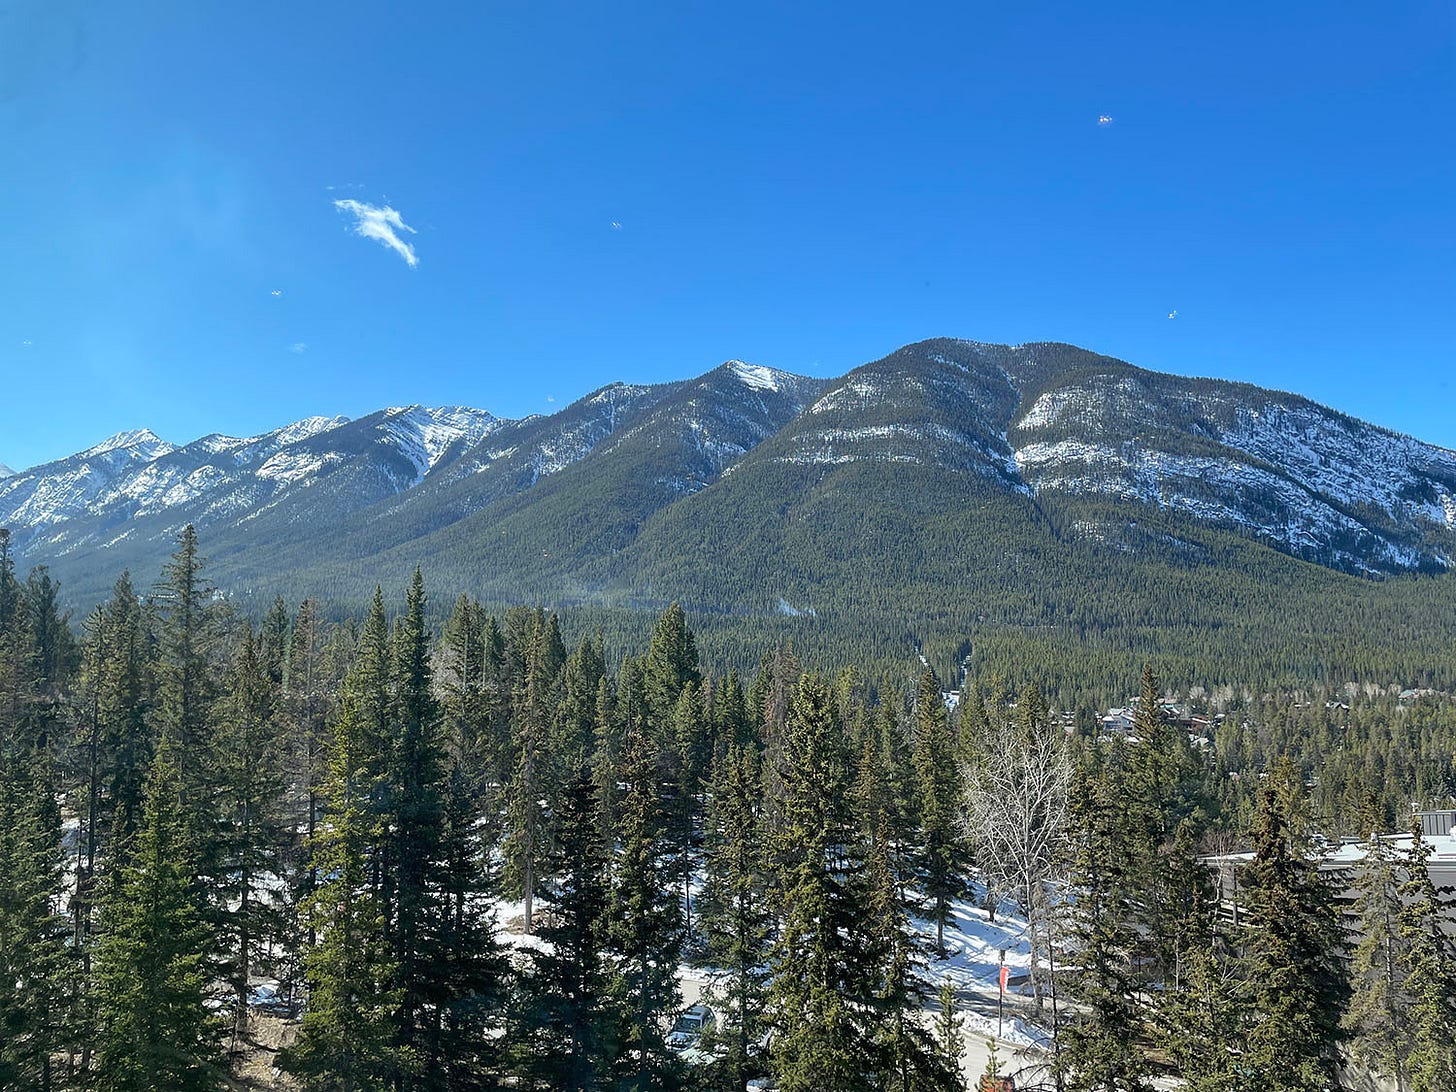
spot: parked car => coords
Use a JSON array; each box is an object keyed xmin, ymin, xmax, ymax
[{"xmin": 666, "ymin": 1004, "xmax": 715, "ymax": 1051}]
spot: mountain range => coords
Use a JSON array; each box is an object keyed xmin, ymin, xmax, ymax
[{"xmin": 6, "ymin": 339, "xmax": 1456, "ymax": 689}]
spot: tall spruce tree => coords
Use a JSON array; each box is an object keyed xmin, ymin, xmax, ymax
[
  {"xmin": 154, "ymin": 525, "xmax": 220, "ymax": 816},
  {"xmin": 766, "ymin": 672, "xmax": 874, "ymax": 1092},
  {"xmin": 699, "ymin": 742, "xmax": 772, "ymax": 1092},
  {"xmin": 911, "ymin": 666, "xmax": 967, "ymax": 957},
  {"xmin": 511, "ymin": 768, "xmax": 622, "ymax": 1091},
  {"xmin": 1397, "ymin": 818, "xmax": 1456, "ymax": 1092},
  {"xmin": 1057, "ymin": 743, "xmax": 1149, "ymax": 1092},
  {"xmin": 428, "ymin": 751, "xmax": 511, "ymax": 1090},
  {"xmin": 858, "ymin": 738, "xmax": 957, "ymax": 1092},
  {"xmin": 212, "ymin": 624, "xmax": 289, "ymax": 1043},
  {"xmin": 387, "ymin": 568, "xmax": 447, "ymax": 1075},
  {"xmin": 92, "ymin": 745, "xmax": 225, "ymax": 1092},
  {"xmin": 609, "ymin": 706, "xmax": 687, "ymax": 1092},
  {"xmin": 0, "ymin": 749, "xmax": 71, "ymax": 1091},
  {"xmin": 283, "ymin": 687, "xmax": 404, "ymax": 1091},
  {"xmin": 504, "ymin": 610, "xmax": 559, "ymax": 934},
  {"xmin": 1238, "ymin": 779, "xmax": 1347, "ymax": 1092},
  {"xmin": 1342, "ymin": 794, "xmax": 1407, "ymax": 1088}
]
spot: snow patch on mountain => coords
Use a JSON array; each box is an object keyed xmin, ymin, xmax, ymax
[
  {"xmin": 1014, "ymin": 440, "xmax": 1439, "ymax": 573},
  {"xmin": 0, "ymin": 463, "xmax": 14, "ymax": 479},
  {"xmin": 273, "ymin": 415, "xmax": 350, "ymax": 447},
  {"xmin": 380, "ymin": 406, "xmax": 500, "ymax": 484},
  {"xmin": 808, "ymin": 379, "xmax": 885, "ymax": 416},
  {"xmin": 1010, "ymin": 374, "xmax": 1456, "ymax": 572},
  {"xmin": 257, "ymin": 450, "xmax": 344, "ymax": 486},
  {"xmin": 727, "ymin": 360, "xmax": 784, "ymax": 393},
  {"xmin": 79, "ymin": 428, "xmax": 176, "ymax": 461}
]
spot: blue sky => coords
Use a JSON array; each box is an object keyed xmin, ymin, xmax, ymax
[{"xmin": 2, "ymin": 1, "xmax": 1451, "ymax": 470}]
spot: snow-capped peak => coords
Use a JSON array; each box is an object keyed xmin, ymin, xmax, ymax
[
  {"xmin": 382, "ymin": 406, "xmax": 500, "ymax": 483},
  {"xmin": 0, "ymin": 463, "xmax": 14, "ymax": 479},
  {"xmin": 272, "ymin": 415, "xmax": 350, "ymax": 446},
  {"xmin": 79, "ymin": 428, "xmax": 176, "ymax": 461},
  {"xmin": 726, "ymin": 360, "xmax": 785, "ymax": 393}
]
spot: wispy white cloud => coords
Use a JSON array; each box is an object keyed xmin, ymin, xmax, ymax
[
  {"xmin": 271, "ymin": 289, "xmax": 283, "ymax": 297},
  {"xmin": 289, "ymin": 341, "xmax": 308, "ymax": 354},
  {"xmin": 333, "ymin": 199, "xmax": 419, "ymax": 268},
  {"xmin": 1097, "ymin": 114, "xmax": 1114, "ymax": 126},
  {"xmin": 611, "ymin": 220, "xmax": 623, "ymax": 230},
  {"xmin": 1168, "ymin": 309, "xmax": 1178, "ymax": 320}
]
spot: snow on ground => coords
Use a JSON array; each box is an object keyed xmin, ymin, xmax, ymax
[
  {"xmin": 912, "ymin": 888, "xmax": 1055, "ymax": 1083},
  {"xmin": 492, "ymin": 880, "xmax": 1055, "ymax": 1085}
]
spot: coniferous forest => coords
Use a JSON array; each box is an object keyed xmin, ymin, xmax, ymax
[{"xmin": 3, "ymin": 524, "xmax": 1456, "ymax": 1091}]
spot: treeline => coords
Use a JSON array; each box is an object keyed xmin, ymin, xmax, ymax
[{"xmin": 2, "ymin": 524, "xmax": 1456, "ymax": 1091}]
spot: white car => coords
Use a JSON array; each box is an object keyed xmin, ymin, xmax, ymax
[{"xmin": 666, "ymin": 1004, "xmax": 715, "ymax": 1051}]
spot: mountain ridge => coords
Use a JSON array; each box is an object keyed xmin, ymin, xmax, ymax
[{"xmin": 6, "ymin": 340, "xmax": 1456, "ymax": 679}]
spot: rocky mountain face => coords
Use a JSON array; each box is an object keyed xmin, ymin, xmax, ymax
[{"xmin": 5, "ymin": 339, "xmax": 1454, "ymax": 613}]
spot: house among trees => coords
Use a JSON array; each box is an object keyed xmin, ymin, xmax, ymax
[{"xmin": 1205, "ymin": 810, "xmax": 1456, "ymax": 927}]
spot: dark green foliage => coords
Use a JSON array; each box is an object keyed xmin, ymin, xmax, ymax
[
  {"xmin": 608, "ymin": 705, "xmax": 687, "ymax": 1091},
  {"xmin": 699, "ymin": 742, "xmax": 772, "ymax": 1091},
  {"xmin": 283, "ymin": 687, "xmax": 403, "ymax": 1091},
  {"xmin": 387, "ymin": 568, "xmax": 446, "ymax": 1067},
  {"xmin": 0, "ymin": 749, "xmax": 72, "ymax": 1091},
  {"xmin": 7, "ymin": 521, "xmax": 1456, "ymax": 1089},
  {"xmin": 154, "ymin": 525, "xmax": 222, "ymax": 809},
  {"xmin": 1342, "ymin": 796, "xmax": 1406, "ymax": 1085},
  {"xmin": 211, "ymin": 624, "xmax": 289, "ymax": 1037},
  {"xmin": 428, "ymin": 755, "xmax": 512, "ymax": 1089},
  {"xmin": 1397, "ymin": 820, "xmax": 1456, "ymax": 1092},
  {"xmin": 911, "ymin": 667, "xmax": 968, "ymax": 957},
  {"xmin": 92, "ymin": 746, "xmax": 224, "ymax": 1092},
  {"xmin": 934, "ymin": 977, "xmax": 964, "ymax": 1082},
  {"xmin": 1057, "ymin": 745, "xmax": 1149, "ymax": 1092},
  {"xmin": 1238, "ymin": 779, "xmax": 1348, "ymax": 1092},
  {"xmin": 511, "ymin": 769, "xmax": 622, "ymax": 1091},
  {"xmin": 764, "ymin": 673, "xmax": 872, "ymax": 1092}
]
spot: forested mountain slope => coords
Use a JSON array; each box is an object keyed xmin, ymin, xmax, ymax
[{"xmin": 6, "ymin": 338, "xmax": 1456, "ymax": 690}]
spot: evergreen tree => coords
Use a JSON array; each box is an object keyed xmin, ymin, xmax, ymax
[
  {"xmin": 1153, "ymin": 885, "xmax": 1243, "ymax": 1092},
  {"xmin": 260, "ymin": 595, "xmax": 290, "ymax": 692},
  {"xmin": 860, "ymin": 746, "xmax": 957, "ymax": 1092},
  {"xmin": 608, "ymin": 708, "xmax": 687, "ymax": 1092},
  {"xmin": 1126, "ymin": 664, "xmax": 1208, "ymax": 990},
  {"xmin": 1238, "ymin": 781, "xmax": 1347, "ymax": 1092},
  {"xmin": 1397, "ymin": 818, "xmax": 1456, "ymax": 1092},
  {"xmin": 1342, "ymin": 794, "xmax": 1406, "ymax": 1087},
  {"xmin": 283, "ymin": 690, "xmax": 404, "ymax": 1091},
  {"xmin": 643, "ymin": 602, "xmax": 701, "ymax": 731},
  {"xmin": 935, "ymin": 977, "xmax": 964, "ymax": 1085},
  {"xmin": 1057, "ymin": 745, "xmax": 1148, "ymax": 1092},
  {"xmin": 285, "ymin": 596, "xmax": 333, "ymax": 959},
  {"xmin": 504, "ymin": 610, "xmax": 559, "ymax": 933},
  {"xmin": 387, "ymin": 568, "xmax": 446, "ymax": 1074},
  {"xmin": 511, "ymin": 768, "xmax": 622, "ymax": 1091},
  {"xmin": 699, "ymin": 742, "xmax": 772, "ymax": 1091},
  {"xmin": 92, "ymin": 746, "xmax": 225, "ymax": 1092},
  {"xmin": 427, "ymin": 753, "xmax": 512, "ymax": 1089},
  {"xmin": 93, "ymin": 573, "xmax": 156, "ymax": 861},
  {"xmin": 211, "ymin": 625, "xmax": 289, "ymax": 1042},
  {"xmin": 0, "ymin": 750, "xmax": 71, "ymax": 1091},
  {"xmin": 912, "ymin": 667, "xmax": 968, "ymax": 957},
  {"xmin": 766, "ymin": 672, "xmax": 871, "ymax": 1092},
  {"xmin": 154, "ymin": 525, "xmax": 221, "ymax": 814}
]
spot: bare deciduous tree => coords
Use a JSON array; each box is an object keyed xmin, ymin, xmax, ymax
[{"xmin": 963, "ymin": 691, "xmax": 1072, "ymax": 1011}]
